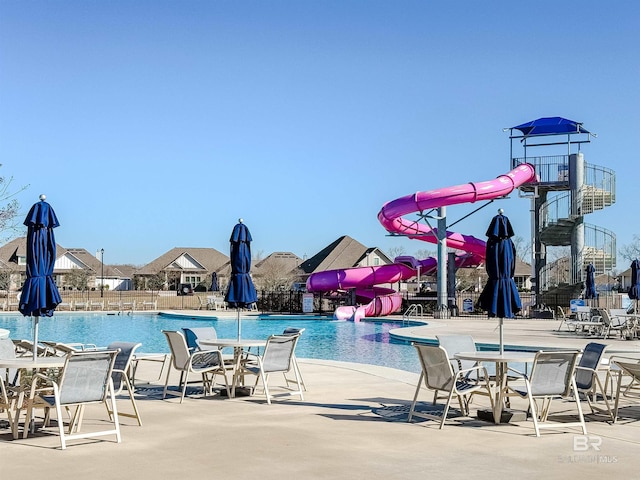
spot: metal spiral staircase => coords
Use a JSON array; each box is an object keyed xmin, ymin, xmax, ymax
[{"xmin": 508, "ymin": 118, "xmax": 616, "ymax": 307}]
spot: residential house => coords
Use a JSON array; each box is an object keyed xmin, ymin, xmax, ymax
[
  {"xmin": 296, "ymin": 235, "xmax": 394, "ymax": 289},
  {"xmin": 0, "ymin": 238, "xmax": 132, "ymax": 292},
  {"xmin": 135, "ymin": 247, "xmax": 230, "ymax": 292},
  {"xmin": 252, "ymin": 251, "xmax": 302, "ymax": 290}
]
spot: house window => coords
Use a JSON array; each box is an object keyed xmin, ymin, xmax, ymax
[
  {"xmin": 18, "ymin": 256, "xmax": 26, "ymax": 266},
  {"xmin": 185, "ymin": 276, "xmax": 201, "ymax": 286},
  {"xmin": 373, "ymin": 258, "xmax": 380, "ymax": 266}
]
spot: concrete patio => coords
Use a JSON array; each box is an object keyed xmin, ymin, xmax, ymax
[{"xmin": 1, "ymin": 314, "xmax": 639, "ymax": 479}]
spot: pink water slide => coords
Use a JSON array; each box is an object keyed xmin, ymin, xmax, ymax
[{"xmin": 307, "ymin": 164, "xmax": 537, "ymax": 321}]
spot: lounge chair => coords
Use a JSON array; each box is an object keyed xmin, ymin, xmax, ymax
[
  {"xmin": 27, "ymin": 349, "xmax": 122, "ymax": 449},
  {"xmin": 89, "ymin": 301, "xmax": 104, "ymax": 310},
  {"xmin": 105, "ymin": 342, "xmax": 143, "ymax": 426},
  {"xmin": 162, "ymin": 330, "xmax": 231, "ymax": 402},
  {"xmin": 13, "ymin": 339, "xmax": 49, "ymax": 357},
  {"xmin": 507, "ymin": 350, "xmax": 587, "ymax": 437},
  {"xmin": 407, "ymin": 343, "xmax": 493, "ymax": 429},
  {"xmin": 241, "ymin": 334, "xmax": 304, "ymax": 404},
  {"xmin": 574, "ymin": 342, "xmax": 614, "ymax": 421},
  {"xmin": 40, "ymin": 341, "xmax": 99, "ymax": 357}
]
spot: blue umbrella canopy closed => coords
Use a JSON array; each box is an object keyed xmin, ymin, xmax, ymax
[
  {"xmin": 628, "ymin": 259, "xmax": 640, "ymax": 312},
  {"xmin": 210, "ymin": 271, "xmax": 219, "ymax": 292},
  {"xmin": 584, "ymin": 263, "xmax": 597, "ymax": 302},
  {"xmin": 18, "ymin": 195, "xmax": 62, "ymax": 356},
  {"xmin": 478, "ymin": 210, "xmax": 521, "ymax": 354},
  {"xmin": 224, "ymin": 219, "xmax": 258, "ymax": 339}
]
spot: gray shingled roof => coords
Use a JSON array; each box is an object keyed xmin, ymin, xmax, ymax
[
  {"xmin": 298, "ymin": 236, "xmax": 370, "ymax": 274},
  {"xmin": 254, "ymin": 251, "xmax": 302, "ymax": 276},
  {"xmin": 136, "ymin": 247, "xmax": 230, "ymax": 275}
]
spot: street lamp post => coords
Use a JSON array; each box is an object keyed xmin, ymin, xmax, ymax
[{"xmin": 100, "ymin": 248, "xmax": 104, "ymax": 298}]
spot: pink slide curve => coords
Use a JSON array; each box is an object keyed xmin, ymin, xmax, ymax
[{"xmin": 306, "ymin": 164, "xmax": 537, "ymax": 321}]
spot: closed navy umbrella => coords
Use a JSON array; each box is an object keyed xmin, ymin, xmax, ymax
[
  {"xmin": 628, "ymin": 259, "xmax": 640, "ymax": 312},
  {"xmin": 210, "ymin": 272, "xmax": 219, "ymax": 292},
  {"xmin": 584, "ymin": 263, "xmax": 597, "ymax": 304},
  {"xmin": 478, "ymin": 210, "xmax": 521, "ymax": 354},
  {"xmin": 18, "ymin": 195, "xmax": 62, "ymax": 356},
  {"xmin": 224, "ymin": 219, "xmax": 258, "ymax": 339}
]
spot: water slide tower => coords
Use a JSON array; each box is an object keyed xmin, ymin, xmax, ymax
[{"xmin": 508, "ymin": 117, "xmax": 616, "ymax": 308}]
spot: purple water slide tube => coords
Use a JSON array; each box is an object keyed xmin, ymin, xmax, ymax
[{"xmin": 307, "ymin": 163, "xmax": 537, "ymax": 318}]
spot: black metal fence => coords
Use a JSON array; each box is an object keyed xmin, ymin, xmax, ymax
[{"xmin": 4, "ymin": 287, "xmax": 622, "ymax": 318}]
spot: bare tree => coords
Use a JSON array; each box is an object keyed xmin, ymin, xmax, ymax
[
  {"xmin": 386, "ymin": 245, "xmax": 406, "ymax": 261},
  {"xmin": 0, "ymin": 168, "xmax": 27, "ymax": 242},
  {"xmin": 255, "ymin": 259, "xmax": 297, "ymax": 291},
  {"xmin": 619, "ymin": 234, "xmax": 640, "ymax": 263},
  {"xmin": 147, "ymin": 273, "xmax": 165, "ymax": 291},
  {"xmin": 65, "ymin": 269, "xmax": 92, "ymax": 291},
  {"xmin": 512, "ymin": 236, "xmax": 532, "ymax": 262},
  {"xmin": 414, "ymin": 248, "xmax": 436, "ymax": 260}
]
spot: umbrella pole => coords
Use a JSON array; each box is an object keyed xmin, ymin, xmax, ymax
[
  {"xmin": 237, "ymin": 308, "xmax": 241, "ymax": 340},
  {"xmin": 499, "ymin": 317, "xmax": 504, "ymax": 355},
  {"xmin": 32, "ymin": 316, "xmax": 39, "ymax": 357}
]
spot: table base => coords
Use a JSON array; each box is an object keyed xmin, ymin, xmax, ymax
[
  {"xmin": 477, "ymin": 408, "xmax": 527, "ymax": 424},
  {"xmin": 218, "ymin": 386, "xmax": 253, "ymax": 397}
]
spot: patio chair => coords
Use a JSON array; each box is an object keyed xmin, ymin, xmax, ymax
[
  {"xmin": 162, "ymin": 330, "xmax": 230, "ymax": 402},
  {"xmin": 282, "ymin": 327, "xmax": 307, "ymax": 391},
  {"xmin": 241, "ymin": 334, "xmax": 304, "ymax": 404},
  {"xmin": 0, "ymin": 337, "xmax": 19, "ymax": 437},
  {"xmin": 556, "ymin": 306, "xmax": 571, "ymax": 332},
  {"xmin": 601, "ymin": 309, "xmax": 634, "ymax": 339},
  {"xmin": 574, "ymin": 342, "xmax": 614, "ymax": 421},
  {"xmin": 436, "ymin": 334, "xmax": 478, "ymax": 374},
  {"xmin": 104, "ymin": 342, "xmax": 143, "ymax": 426},
  {"xmin": 507, "ymin": 350, "xmax": 587, "ymax": 437},
  {"xmin": 182, "ymin": 326, "xmax": 218, "ymax": 353},
  {"xmin": 407, "ymin": 343, "xmax": 493, "ymax": 429},
  {"xmin": 27, "ymin": 349, "xmax": 121, "ymax": 449},
  {"xmin": 183, "ymin": 326, "xmax": 234, "ymax": 364},
  {"xmin": 609, "ymin": 356, "xmax": 640, "ymax": 423}
]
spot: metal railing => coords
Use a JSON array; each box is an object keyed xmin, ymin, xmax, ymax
[{"xmin": 402, "ymin": 303, "xmax": 423, "ymax": 324}]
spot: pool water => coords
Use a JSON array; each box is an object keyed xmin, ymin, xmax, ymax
[{"xmin": 0, "ymin": 313, "xmax": 422, "ymax": 373}]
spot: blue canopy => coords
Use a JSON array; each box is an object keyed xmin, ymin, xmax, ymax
[
  {"xmin": 478, "ymin": 212, "xmax": 522, "ymax": 353},
  {"xmin": 512, "ymin": 117, "xmax": 590, "ymax": 137},
  {"xmin": 19, "ymin": 199, "xmax": 62, "ymax": 317},
  {"xmin": 584, "ymin": 263, "xmax": 597, "ymax": 300},
  {"xmin": 210, "ymin": 271, "xmax": 219, "ymax": 292},
  {"xmin": 224, "ymin": 220, "xmax": 258, "ymax": 339},
  {"xmin": 628, "ymin": 259, "xmax": 640, "ymax": 301}
]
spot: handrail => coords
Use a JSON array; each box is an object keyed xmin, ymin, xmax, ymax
[{"xmin": 403, "ymin": 303, "xmax": 423, "ymax": 324}]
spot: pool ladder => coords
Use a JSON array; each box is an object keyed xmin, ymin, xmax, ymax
[{"xmin": 403, "ymin": 304, "xmax": 423, "ymax": 325}]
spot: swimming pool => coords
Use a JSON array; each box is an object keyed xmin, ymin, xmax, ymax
[{"xmin": 0, "ymin": 313, "xmax": 423, "ymax": 373}]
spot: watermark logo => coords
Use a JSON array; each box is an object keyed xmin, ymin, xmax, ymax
[
  {"xmin": 556, "ymin": 436, "xmax": 618, "ymax": 464},
  {"xmin": 573, "ymin": 435, "xmax": 602, "ymax": 452}
]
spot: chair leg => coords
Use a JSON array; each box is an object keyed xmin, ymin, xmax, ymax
[
  {"xmin": 407, "ymin": 373, "xmax": 423, "ymax": 422},
  {"xmin": 572, "ymin": 378, "xmax": 588, "ymax": 435},
  {"xmin": 162, "ymin": 364, "xmax": 173, "ymax": 400},
  {"xmin": 439, "ymin": 388, "xmax": 456, "ymax": 429},
  {"xmin": 261, "ymin": 372, "xmax": 271, "ymax": 404}
]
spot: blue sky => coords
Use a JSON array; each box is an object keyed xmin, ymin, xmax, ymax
[{"xmin": 1, "ymin": 1, "xmax": 638, "ymax": 268}]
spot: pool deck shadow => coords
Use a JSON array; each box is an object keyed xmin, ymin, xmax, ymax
[{"xmin": 2, "ymin": 313, "xmax": 640, "ymax": 478}]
